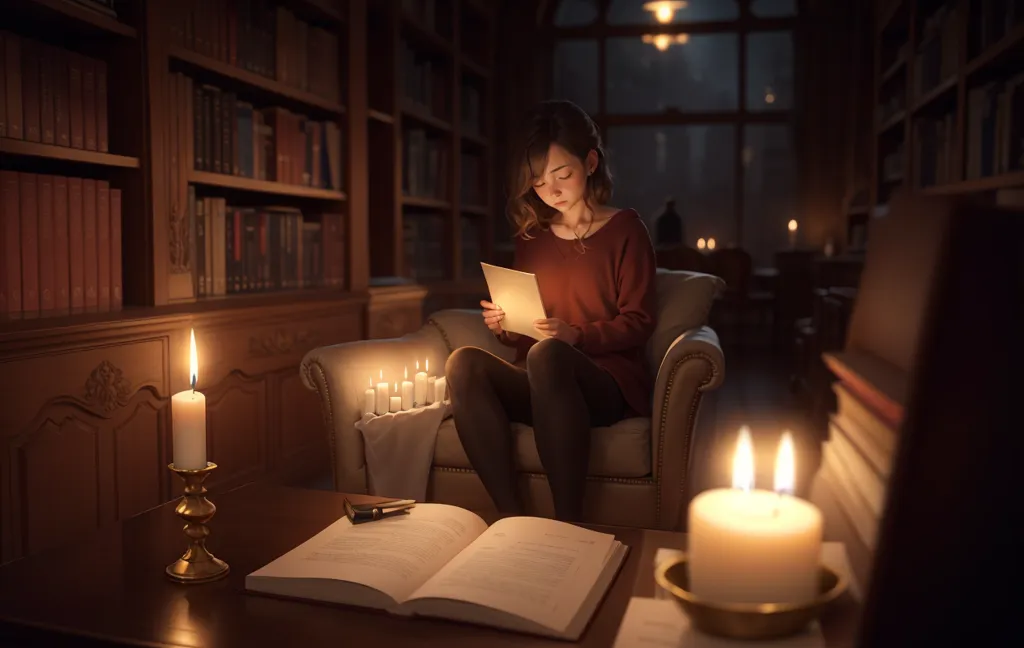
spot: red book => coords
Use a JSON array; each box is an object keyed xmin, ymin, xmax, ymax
[
  {"xmin": 54, "ymin": 48, "xmax": 69, "ymax": 146},
  {"xmin": 96, "ymin": 180, "xmax": 110, "ymax": 310},
  {"xmin": 110, "ymin": 188, "xmax": 122, "ymax": 309},
  {"xmin": 19, "ymin": 173, "xmax": 39, "ymax": 313},
  {"xmin": 82, "ymin": 57, "xmax": 96, "ymax": 151},
  {"xmin": 21, "ymin": 38, "xmax": 40, "ymax": 143},
  {"xmin": 68, "ymin": 177, "xmax": 84, "ymax": 309},
  {"xmin": 37, "ymin": 174, "xmax": 54, "ymax": 311},
  {"xmin": 4, "ymin": 33, "xmax": 22, "ymax": 140},
  {"xmin": 39, "ymin": 43, "xmax": 55, "ymax": 145},
  {"xmin": 53, "ymin": 176, "xmax": 69, "ymax": 311},
  {"xmin": 82, "ymin": 179, "xmax": 97, "ymax": 308},
  {"xmin": 96, "ymin": 59, "xmax": 107, "ymax": 152},
  {"xmin": 1, "ymin": 171, "xmax": 20, "ymax": 314},
  {"xmin": 68, "ymin": 52, "xmax": 83, "ymax": 149}
]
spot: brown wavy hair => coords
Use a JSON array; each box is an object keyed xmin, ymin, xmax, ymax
[{"xmin": 505, "ymin": 100, "xmax": 613, "ymax": 239}]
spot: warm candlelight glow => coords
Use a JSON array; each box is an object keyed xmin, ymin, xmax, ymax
[
  {"xmin": 788, "ymin": 219, "xmax": 798, "ymax": 232},
  {"xmin": 643, "ymin": 0, "xmax": 687, "ymax": 23},
  {"xmin": 775, "ymin": 431, "xmax": 796, "ymax": 495},
  {"xmin": 380, "ymin": 369, "xmax": 383, "ymax": 381},
  {"xmin": 188, "ymin": 328, "xmax": 198, "ymax": 389},
  {"xmin": 642, "ymin": 32, "xmax": 688, "ymax": 51},
  {"xmin": 707, "ymin": 237, "xmax": 717, "ymax": 250},
  {"xmin": 764, "ymin": 88, "xmax": 776, "ymax": 104},
  {"xmin": 732, "ymin": 426, "xmax": 755, "ymax": 491},
  {"xmin": 425, "ymin": 358, "xmax": 429, "ymax": 373},
  {"xmin": 697, "ymin": 237, "xmax": 706, "ymax": 250},
  {"xmin": 404, "ymin": 366, "xmax": 408, "ymax": 380}
]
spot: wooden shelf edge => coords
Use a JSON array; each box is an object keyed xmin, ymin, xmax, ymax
[
  {"xmin": 461, "ymin": 132, "xmax": 489, "ymax": 147},
  {"xmin": 911, "ymin": 76, "xmax": 957, "ymax": 113},
  {"xmin": 27, "ymin": 0, "xmax": 137, "ymax": 37},
  {"xmin": 169, "ymin": 46, "xmax": 346, "ymax": 115},
  {"xmin": 876, "ymin": 111, "xmax": 906, "ymax": 135},
  {"xmin": 462, "ymin": 58, "xmax": 491, "ymax": 79},
  {"xmin": 880, "ymin": 56, "xmax": 906, "ymax": 83},
  {"xmin": 875, "ymin": 0, "xmax": 903, "ymax": 35},
  {"xmin": 402, "ymin": 195, "xmax": 452, "ymax": 209},
  {"xmin": 965, "ymin": 22, "xmax": 1024, "ymax": 76},
  {"xmin": 919, "ymin": 170, "xmax": 1024, "ymax": 195},
  {"xmin": 401, "ymin": 104, "xmax": 452, "ymax": 131},
  {"xmin": 368, "ymin": 109, "xmax": 395, "ymax": 124},
  {"xmin": 189, "ymin": 170, "xmax": 347, "ymax": 200},
  {"xmin": 460, "ymin": 204, "xmax": 489, "ymax": 216},
  {"xmin": 0, "ymin": 138, "xmax": 140, "ymax": 168}
]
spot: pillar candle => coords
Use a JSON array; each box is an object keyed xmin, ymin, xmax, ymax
[
  {"xmin": 426, "ymin": 376, "xmax": 436, "ymax": 404},
  {"xmin": 414, "ymin": 359, "xmax": 428, "ymax": 406},
  {"xmin": 687, "ymin": 429, "xmax": 822, "ymax": 604},
  {"xmin": 401, "ymin": 367, "xmax": 414, "ymax": 411},
  {"xmin": 172, "ymin": 329, "xmax": 207, "ymax": 470},
  {"xmin": 375, "ymin": 370, "xmax": 389, "ymax": 416},
  {"xmin": 432, "ymin": 376, "xmax": 447, "ymax": 403},
  {"xmin": 389, "ymin": 383, "xmax": 401, "ymax": 412},
  {"xmin": 363, "ymin": 377, "xmax": 376, "ymax": 417}
]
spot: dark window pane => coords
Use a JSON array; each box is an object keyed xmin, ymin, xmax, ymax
[
  {"xmin": 746, "ymin": 31, "xmax": 794, "ymax": 111},
  {"xmin": 553, "ymin": 0, "xmax": 598, "ymax": 26},
  {"xmin": 607, "ymin": 0, "xmax": 738, "ymax": 24},
  {"xmin": 552, "ymin": 40, "xmax": 599, "ymax": 114},
  {"xmin": 606, "ymin": 35, "xmax": 738, "ymax": 113},
  {"xmin": 607, "ymin": 125, "xmax": 737, "ymax": 248},
  {"xmin": 751, "ymin": 0, "xmax": 797, "ymax": 17},
  {"xmin": 742, "ymin": 124, "xmax": 797, "ymax": 266}
]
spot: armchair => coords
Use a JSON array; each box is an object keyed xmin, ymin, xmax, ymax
[{"xmin": 301, "ymin": 270, "xmax": 726, "ymax": 530}]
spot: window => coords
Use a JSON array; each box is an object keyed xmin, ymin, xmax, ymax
[{"xmin": 548, "ymin": 0, "xmax": 798, "ymax": 266}]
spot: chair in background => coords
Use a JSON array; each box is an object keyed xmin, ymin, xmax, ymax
[{"xmin": 706, "ymin": 247, "xmax": 775, "ymax": 347}]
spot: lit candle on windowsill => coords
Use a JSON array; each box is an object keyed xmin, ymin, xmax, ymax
[
  {"xmin": 788, "ymin": 219, "xmax": 799, "ymax": 249},
  {"xmin": 401, "ymin": 366, "xmax": 414, "ymax": 411},
  {"xmin": 375, "ymin": 370, "xmax": 389, "ymax": 416},
  {"xmin": 390, "ymin": 383, "xmax": 401, "ymax": 413},
  {"xmin": 707, "ymin": 237, "xmax": 716, "ymax": 251},
  {"xmin": 687, "ymin": 427, "xmax": 823, "ymax": 604},
  {"xmin": 364, "ymin": 377, "xmax": 376, "ymax": 417},
  {"xmin": 697, "ymin": 237, "xmax": 706, "ymax": 251},
  {"xmin": 171, "ymin": 329, "xmax": 207, "ymax": 470},
  {"xmin": 414, "ymin": 360, "xmax": 428, "ymax": 407}
]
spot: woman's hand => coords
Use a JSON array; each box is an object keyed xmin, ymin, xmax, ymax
[
  {"xmin": 534, "ymin": 318, "xmax": 580, "ymax": 346},
  {"xmin": 480, "ymin": 301, "xmax": 511, "ymax": 336}
]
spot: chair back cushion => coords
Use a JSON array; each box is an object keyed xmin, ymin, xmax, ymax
[{"xmin": 647, "ymin": 269, "xmax": 724, "ymax": 373}]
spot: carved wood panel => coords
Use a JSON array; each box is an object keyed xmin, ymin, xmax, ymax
[{"xmin": 204, "ymin": 372, "xmax": 267, "ymax": 492}]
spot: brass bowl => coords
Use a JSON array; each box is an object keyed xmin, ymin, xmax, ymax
[{"xmin": 654, "ymin": 554, "xmax": 847, "ymax": 640}]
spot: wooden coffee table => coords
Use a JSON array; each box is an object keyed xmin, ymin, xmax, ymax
[{"xmin": 0, "ymin": 482, "xmax": 645, "ymax": 647}]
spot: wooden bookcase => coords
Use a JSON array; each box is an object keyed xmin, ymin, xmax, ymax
[
  {"xmin": 867, "ymin": 0, "xmax": 1024, "ymax": 245},
  {"xmin": 365, "ymin": 0, "xmax": 497, "ymax": 314}
]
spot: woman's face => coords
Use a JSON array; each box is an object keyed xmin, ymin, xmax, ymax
[{"xmin": 531, "ymin": 144, "xmax": 592, "ymax": 213}]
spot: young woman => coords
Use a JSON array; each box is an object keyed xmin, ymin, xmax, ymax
[{"xmin": 445, "ymin": 100, "xmax": 657, "ymax": 522}]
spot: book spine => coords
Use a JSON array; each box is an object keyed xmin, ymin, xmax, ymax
[
  {"xmin": 4, "ymin": 33, "xmax": 22, "ymax": 139},
  {"xmin": 68, "ymin": 177, "xmax": 84, "ymax": 309},
  {"xmin": 1, "ymin": 171, "xmax": 20, "ymax": 314},
  {"xmin": 19, "ymin": 173, "xmax": 39, "ymax": 313},
  {"xmin": 68, "ymin": 52, "xmax": 83, "ymax": 149},
  {"xmin": 82, "ymin": 178, "xmax": 97, "ymax": 309},
  {"xmin": 110, "ymin": 188, "xmax": 121, "ymax": 309},
  {"xmin": 21, "ymin": 38, "xmax": 40, "ymax": 143},
  {"xmin": 82, "ymin": 56, "xmax": 97, "ymax": 151},
  {"xmin": 96, "ymin": 59, "xmax": 108, "ymax": 152},
  {"xmin": 96, "ymin": 180, "xmax": 110, "ymax": 310},
  {"xmin": 37, "ymin": 174, "xmax": 54, "ymax": 311},
  {"xmin": 39, "ymin": 44, "xmax": 55, "ymax": 145},
  {"xmin": 53, "ymin": 176, "xmax": 69, "ymax": 311}
]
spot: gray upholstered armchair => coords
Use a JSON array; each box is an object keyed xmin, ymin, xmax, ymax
[{"xmin": 301, "ymin": 270, "xmax": 726, "ymax": 530}]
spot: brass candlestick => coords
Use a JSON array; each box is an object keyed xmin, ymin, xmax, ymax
[{"xmin": 165, "ymin": 462, "xmax": 230, "ymax": 584}]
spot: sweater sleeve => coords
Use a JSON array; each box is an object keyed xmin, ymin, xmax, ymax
[{"xmin": 573, "ymin": 219, "xmax": 657, "ymax": 354}]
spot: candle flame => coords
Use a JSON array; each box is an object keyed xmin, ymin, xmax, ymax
[
  {"xmin": 788, "ymin": 219, "xmax": 798, "ymax": 232},
  {"xmin": 774, "ymin": 431, "xmax": 796, "ymax": 495},
  {"xmin": 188, "ymin": 329, "xmax": 198, "ymax": 390},
  {"xmin": 707, "ymin": 237, "xmax": 716, "ymax": 250},
  {"xmin": 732, "ymin": 426, "xmax": 755, "ymax": 491},
  {"xmin": 369, "ymin": 376, "xmax": 372, "ymax": 388},
  {"xmin": 394, "ymin": 382, "xmax": 397, "ymax": 391},
  {"xmin": 380, "ymin": 369, "xmax": 383, "ymax": 381},
  {"xmin": 416, "ymin": 359, "xmax": 419, "ymax": 371},
  {"xmin": 425, "ymin": 358, "xmax": 429, "ymax": 373},
  {"xmin": 697, "ymin": 237, "xmax": 706, "ymax": 250}
]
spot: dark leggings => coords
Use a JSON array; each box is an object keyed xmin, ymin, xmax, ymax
[{"xmin": 445, "ymin": 338, "xmax": 626, "ymax": 522}]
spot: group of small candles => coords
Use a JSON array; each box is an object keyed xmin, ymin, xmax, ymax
[
  {"xmin": 364, "ymin": 359, "xmax": 448, "ymax": 416},
  {"xmin": 688, "ymin": 426, "xmax": 823, "ymax": 605}
]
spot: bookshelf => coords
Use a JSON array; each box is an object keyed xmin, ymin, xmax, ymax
[
  {"xmin": 868, "ymin": 0, "xmax": 1024, "ymax": 246},
  {"xmin": 365, "ymin": 0, "xmax": 496, "ymax": 313}
]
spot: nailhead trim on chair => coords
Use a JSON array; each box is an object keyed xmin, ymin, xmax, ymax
[
  {"xmin": 427, "ymin": 317, "xmax": 455, "ymax": 354},
  {"xmin": 304, "ymin": 359, "xmax": 340, "ymax": 490},
  {"xmin": 654, "ymin": 352, "xmax": 718, "ymax": 529}
]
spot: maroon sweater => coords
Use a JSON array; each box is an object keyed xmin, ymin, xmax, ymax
[{"xmin": 499, "ymin": 208, "xmax": 657, "ymax": 417}]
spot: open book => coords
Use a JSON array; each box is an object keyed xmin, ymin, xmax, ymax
[{"xmin": 245, "ymin": 503, "xmax": 628, "ymax": 640}]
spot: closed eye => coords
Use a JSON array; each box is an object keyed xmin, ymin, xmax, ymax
[{"xmin": 557, "ymin": 172, "xmax": 572, "ymax": 180}]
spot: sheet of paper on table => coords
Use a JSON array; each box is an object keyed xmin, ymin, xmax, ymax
[
  {"xmin": 652, "ymin": 542, "xmax": 862, "ymax": 603},
  {"xmin": 612, "ymin": 597, "xmax": 824, "ymax": 648}
]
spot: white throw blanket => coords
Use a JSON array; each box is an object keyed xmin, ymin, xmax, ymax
[{"xmin": 355, "ymin": 400, "xmax": 451, "ymax": 501}]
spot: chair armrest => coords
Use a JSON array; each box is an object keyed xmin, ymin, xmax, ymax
[
  {"xmin": 426, "ymin": 309, "xmax": 517, "ymax": 363},
  {"xmin": 649, "ymin": 325, "xmax": 725, "ymax": 530},
  {"xmin": 300, "ymin": 326, "xmax": 449, "ymax": 493}
]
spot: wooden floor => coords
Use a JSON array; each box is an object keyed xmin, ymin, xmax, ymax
[{"xmin": 297, "ymin": 341, "xmax": 825, "ymax": 504}]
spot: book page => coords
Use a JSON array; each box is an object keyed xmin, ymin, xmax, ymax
[
  {"xmin": 245, "ymin": 504, "xmax": 487, "ymax": 606},
  {"xmin": 480, "ymin": 262, "xmax": 547, "ymax": 340},
  {"xmin": 405, "ymin": 516, "xmax": 617, "ymax": 633}
]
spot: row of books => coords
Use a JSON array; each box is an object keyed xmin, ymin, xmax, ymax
[
  {"xmin": 974, "ymin": 0, "xmax": 1024, "ymax": 54},
  {"xmin": 965, "ymin": 76, "xmax": 1024, "ymax": 180},
  {"xmin": 403, "ymin": 129, "xmax": 449, "ymax": 199},
  {"xmin": 461, "ymin": 84, "xmax": 483, "ymax": 137},
  {"xmin": 913, "ymin": 112, "xmax": 956, "ymax": 188},
  {"xmin": 401, "ymin": 40, "xmax": 450, "ymax": 122},
  {"xmin": 170, "ymin": 73, "xmax": 344, "ymax": 189},
  {"xmin": 0, "ymin": 32, "xmax": 108, "ymax": 151},
  {"xmin": 0, "ymin": 171, "xmax": 122, "ymax": 317},
  {"xmin": 913, "ymin": 2, "xmax": 959, "ymax": 99},
  {"xmin": 402, "ymin": 213, "xmax": 445, "ymax": 281},
  {"xmin": 460, "ymin": 152, "xmax": 486, "ymax": 205},
  {"xmin": 166, "ymin": 0, "xmax": 341, "ymax": 103},
  {"xmin": 191, "ymin": 195, "xmax": 345, "ymax": 297}
]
